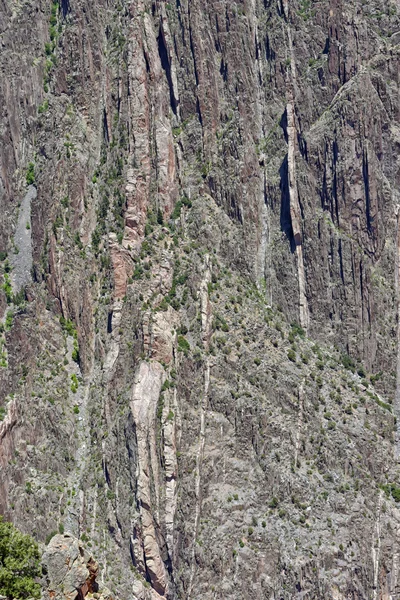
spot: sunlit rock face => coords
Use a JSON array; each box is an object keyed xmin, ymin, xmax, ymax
[{"xmin": 2, "ymin": 0, "xmax": 400, "ymax": 598}]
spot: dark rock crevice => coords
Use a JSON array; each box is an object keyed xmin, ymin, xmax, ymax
[
  {"xmin": 157, "ymin": 26, "xmax": 177, "ymax": 115},
  {"xmin": 363, "ymin": 148, "xmax": 373, "ymax": 234}
]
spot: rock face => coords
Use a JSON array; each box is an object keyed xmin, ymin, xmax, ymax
[
  {"xmin": 2, "ymin": 0, "xmax": 400, "ymax": 599},
  {"xmin": 41, "ymin": 534, "xmax": 114, "ymax": 600},
  {"xmin": 42, "ymin": 534, "xmax": 102, "ymax": 600}
]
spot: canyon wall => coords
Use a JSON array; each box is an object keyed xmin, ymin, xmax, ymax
[{"xmin": 1, "ymin": 0, "xmax": 400, "ymax": 598}]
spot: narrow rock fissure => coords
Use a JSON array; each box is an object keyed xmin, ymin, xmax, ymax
[
  {"xmin": 157, "ymin": 28, "xmax": 177, "ymax": 115},
  {"xmin": 363, "ymin": 149, "xmax": 372, "ymax": 234},
  {"xmin": 103, "ymin": 109, "xmax": 109, "ymax": 145},
  {"xmin": 60, "ymin": 0, "xmax": 70, "ymax": 19}
]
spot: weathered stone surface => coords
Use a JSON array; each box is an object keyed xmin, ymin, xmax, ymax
[
  {"xmin": 41, "ymin": 534, "xmax": 108, "ymax": 600},
  {"xmin": 2, "ymin": 0, "xmax": 400, "ymax": 599}
]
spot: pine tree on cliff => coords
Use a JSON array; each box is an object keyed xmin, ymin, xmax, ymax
[{"xmin": 0, "ymin": 517, "xmax": 41, "ymax": 599}]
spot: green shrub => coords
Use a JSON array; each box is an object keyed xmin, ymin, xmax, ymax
[
  {"xmin": 381, "ymin": 483, "xmax": 400, "ymax": 502},
  {"xmin": 341, "ymin": 353, "xmax": 355, "ymax": 371},
  {"xmin": 132, "ymin": 264, "xmax": 144, "ymax": 280},
  {"xmin": 5, "ymin": 311, "xmax": 13, "ymax": 331},
  {"xmin": 287, "ymin": 349, "xmax": 296, "ymax": 362},
  {"xmin": 70, "ymin": 374, "xmax": 78, "ymax": 393},
  {"xmin": 0, "ymin": 517, "xmax": 41, "ymax": 599},
  {"xmin": 71, "ymin": 345, "xmax": 79, "ymax": 363},
  {"xmin": 391, "ymin": 487, "xmax": 400, "ymax": 502},
  {"xmin": 59, "ymin": 316, "xmax": 76, "ymax": 337},
  {"xmin": 71, "ymin": 334, "xmax": 79, "ymax": 363},
  {"xmin": 12, "ymin": 289, "xmax": 25, "ymax": 307},
  {"xmin": 301, "ymin": 353, "xmax": 309, "ymax": 364},
  {"xmin": 161, "ymin": 379, "xmax": 171, "ymax": 392},
  {"xmin": 290, "ymin": 322, "xmax": 305, "ymax": 338},
  {"xmin": 26, "ymin": 163, "xmax": 35, "ymax": 186},
  {"xmin": 91, "ymin": 227, "xmax": 101, "ymax": 253},
  {"xmin": 2, "ymin": 275, "xmax": 12, "ymax": 304},
  {"xmin": 175, "ymin": 273, "xmax": 188, "ymax": 286},
  {"xmin": 38, "ymin": 100, "xmax": 49, "ymax": 115},
  {"xmin": 215, "ymin": 314, "xmax": 229, "ymax": 332},
  {"xmin": 171, "ymin": 196, "xmax": 192, "ymax": 220},
  {"xmin": 177, "ymin": 335, "xmax": 190, "ymax": 355},
  {"xmin": 376, "ymin": 398, "xmax": 392, "ymax": 412}
]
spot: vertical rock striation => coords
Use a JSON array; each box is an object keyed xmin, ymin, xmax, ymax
[{"xmin": 1, "ymin": 0, "xmax": 400, "ymax": 598}]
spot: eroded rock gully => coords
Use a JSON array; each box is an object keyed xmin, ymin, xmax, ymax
[{"xmin": 2, "ymin": 0, "xmax": 400, "ymax": 598}]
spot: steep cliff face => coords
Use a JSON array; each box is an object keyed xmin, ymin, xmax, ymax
[{"xmin": 2, "ymin": 0, "xmax": 400, "ymax": 598}]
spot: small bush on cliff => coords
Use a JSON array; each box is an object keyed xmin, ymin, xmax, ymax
[
  {"xmin": 381, "ymin": 483, "xmax": 400, "ymax": 502},
  {"xmin": 177, "ymin": 335, "xmax": 190, "ymax": 355},
  {"xmin": 5, "ymin": 311, "xmax": 13, "ymax": 331},
  {"xmin": 2, "ymin": 274, "xmax": 12, "ymax": 304},
  {"xmin": 70, "ymin": 374, "xmax": 78, "ymax": 393},
  {"xmin": 0, "ymin": 517, "xmax": 41, "ymax": 599},
  {"xmin": 171, "ymin": 196, "xmax": 192, "ymax": 220},
  {"xmin": 26, "ymin": 163, "xmax": 35, "ymax": 186},
  {"xmin": 341, "ymin": 353, "xmax": 355, "ymax": 372}
]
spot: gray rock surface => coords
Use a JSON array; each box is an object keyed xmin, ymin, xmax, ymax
[
  {"xmin": 1, "ymin": 0, "xmax": 400, "ymax": 599},
  {"xmin": 9, "ymin": 185, "xmax": 35, "ymax": 292},
  {"xmin": 41, "ymin": 533, "xmax": 112, "ymax": 600}
]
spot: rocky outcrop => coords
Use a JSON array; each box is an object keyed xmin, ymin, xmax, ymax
[{"xmin": 41, "ymin": 534, "xmax": 112, "ymax": 600}]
